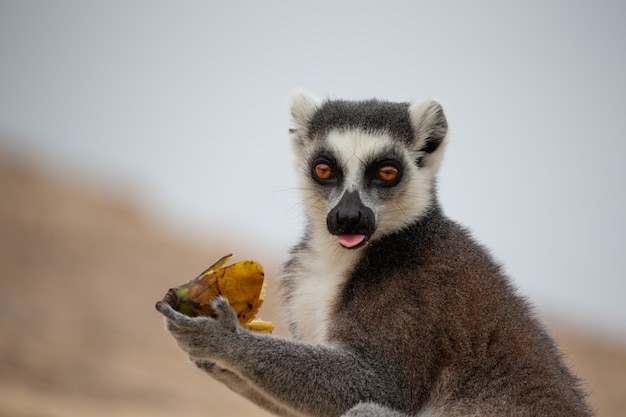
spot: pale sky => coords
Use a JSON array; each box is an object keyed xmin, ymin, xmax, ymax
[{"xmin": 1, "ymin": 1, "xmax": 625, "ymax": 338}]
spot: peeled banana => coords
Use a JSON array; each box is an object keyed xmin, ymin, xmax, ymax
[{"xmin": 162, "ymin": 254, "xmax": 275, "ymax": 333}]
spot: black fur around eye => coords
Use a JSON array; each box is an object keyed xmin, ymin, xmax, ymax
[
  {"xmin": 311, "ymin": 157, "xmax": 339, "ymax": 184},
  {"xmin": 367, "ymin": 160, "xmax": 402, "ymax": 187},
  {"xmin": 315, "ymin": 163, "xmax": 333, "ymax": 181}
]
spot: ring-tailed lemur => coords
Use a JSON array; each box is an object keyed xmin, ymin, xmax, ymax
[{"xmin": 156, "ymin": 90, "xmax": 592, "ymax": 416}]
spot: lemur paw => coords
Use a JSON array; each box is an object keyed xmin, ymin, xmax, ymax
[{"xmin": 155, "ymin": 297, "xmax": 240, "ymax": 360}]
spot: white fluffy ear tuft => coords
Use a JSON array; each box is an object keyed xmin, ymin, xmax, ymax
[
  {"xmin": 290, "ymin": 88, "xmax": 321, "ymax": 130},
  {"xmin": 408, "ymin": 98, "xmax": 448, "ymax": 169}
]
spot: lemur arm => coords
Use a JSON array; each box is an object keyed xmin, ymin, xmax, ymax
[
  {"xmin": 156, "ymin": 298, "xmax": 393, "ymax": 417},
  {"xmin": 193, "ymin": 360, "xmax": 299, "ymax": 417}
]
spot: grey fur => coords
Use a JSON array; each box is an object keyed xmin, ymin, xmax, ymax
[
  {"xmin": 308, "ymin": 99, "xmax": 415, "ymax": 143},
  {"xmin": 157, "ymin": 91, "xmax": 593, "ymax": 417}
]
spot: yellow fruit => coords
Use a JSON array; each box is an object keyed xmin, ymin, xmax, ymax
[
  {"xmin": 162, "ymin": 254, "xmax": 274, "ymax": 333},
  {"xmin": 245, "ymin": 318, "xmax": 276, "ymax": 333}
]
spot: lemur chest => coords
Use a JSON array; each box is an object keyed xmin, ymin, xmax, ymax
[{"xmin": 289, "ymin": 248, "xmax": 360, "ymax": 343}]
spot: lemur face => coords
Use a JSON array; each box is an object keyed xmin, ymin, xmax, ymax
[
  {"xmin": 289, "ymin": 90, "xmax": 448, "ymax": 249},
  {"xmin": 304, "ymin": 129, "xmax": 421, "ymax": 249}
]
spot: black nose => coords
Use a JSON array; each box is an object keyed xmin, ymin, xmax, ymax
[
  {"xmin": 326, "ymin": 191, "xmax": 375, "ymax": 236},
  {"xmin": 337, "ymin": 207, "xmax": 361, "ymax": 228}
]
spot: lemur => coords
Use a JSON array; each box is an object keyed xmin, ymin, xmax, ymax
[{"xmin": 156, "ymin": 90, "xmax": 592, "ymax": 416}]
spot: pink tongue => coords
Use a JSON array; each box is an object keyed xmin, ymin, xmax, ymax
[{"xmin": 337, "ymin": 234, "xmax": 366, "ymax": 248}]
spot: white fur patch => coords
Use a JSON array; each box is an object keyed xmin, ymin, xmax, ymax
[
  {"xmin": 325, "ymin": 129, "xmax": 395, "ymax": 194},
  {"xmin": 288, "ymin": 229, "xmax": 361, "ymax": 343}
]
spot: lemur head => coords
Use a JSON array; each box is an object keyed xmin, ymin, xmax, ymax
[{"xmin": 289, "ymin": 89, "xmax": 448, "ymax": 250}]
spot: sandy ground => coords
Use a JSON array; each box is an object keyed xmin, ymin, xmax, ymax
[{"xmin": 0, "ymin": 150, "xmax": 624, "ymax": 417}]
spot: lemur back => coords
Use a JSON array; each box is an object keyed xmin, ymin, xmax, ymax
[{"xmin": 280, "ymin": 90, "xmax": 592, "ymax": 416}]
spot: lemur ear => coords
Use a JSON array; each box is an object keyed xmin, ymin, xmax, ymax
[
  {"xmin": 289, "ymin": 88, "xmax": 321, "ymax": 133},
  {"xmin": 408, "ymin": 98, "xmax": 449, "ymax": 169}
]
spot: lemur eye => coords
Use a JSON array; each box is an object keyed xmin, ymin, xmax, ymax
[
  {"xmin": 377, "ymin": 166, "xmax": 399, "ymax": 183},
  {"xmin": 314, "ymin": 163, "xmax": 333, "ymax": 181}
]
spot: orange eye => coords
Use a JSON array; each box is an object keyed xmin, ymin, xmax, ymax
[
  {"xmin": 314, "ymin": 163, "xmax": 333, "ymax": 180},
  {"xmin": 377, "ymin": 166, "xmax": 399, "ymax": 183}
]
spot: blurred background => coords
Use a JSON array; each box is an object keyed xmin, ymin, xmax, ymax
[{"xmin": 0, "ymin": 1, "xmax": 624, "ymax": 416}]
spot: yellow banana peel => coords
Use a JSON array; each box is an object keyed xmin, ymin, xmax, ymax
[{"xmin": 162, "ymin": 254, "xmax": 275, "ymax": 333}]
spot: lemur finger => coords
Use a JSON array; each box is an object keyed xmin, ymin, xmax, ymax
[
  {"xmin": 210, "ymin": 296, "xmax": 239, "ymax": 329},
  {"xmin": 155, "ymin": 300, "xmax": 197, "ymax": 328}
]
